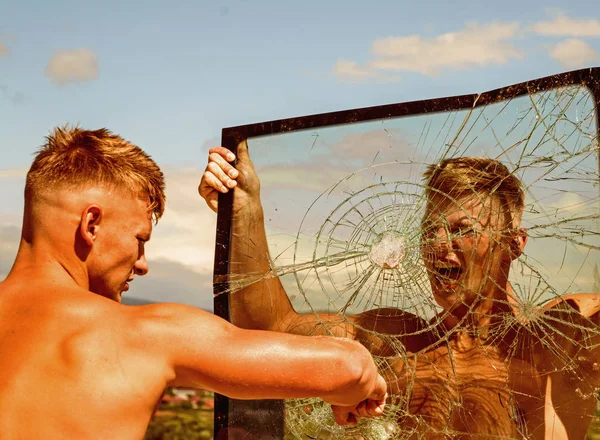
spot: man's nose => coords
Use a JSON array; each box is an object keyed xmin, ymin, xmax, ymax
[{"xmin": 134, "ymin": 255, "xmax": 149, "ymax": 276}]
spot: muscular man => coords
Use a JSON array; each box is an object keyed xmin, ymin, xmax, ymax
[
  {"xmin": 201, "ymin": 142, "xmax": 600, "ymax": 439},
  {"xmin": 0, "ymin": 127, "xmax": 387, "ymax": 439}
]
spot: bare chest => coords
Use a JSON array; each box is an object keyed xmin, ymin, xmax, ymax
[{"xmin": 386, "ymin": 343, "xmax": 528, "ymax": 438}]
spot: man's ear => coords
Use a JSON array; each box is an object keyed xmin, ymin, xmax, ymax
[
  {"xmin": 79, "ymin": 205, "xmax": 102, "ymax": 247},
  {"xmin": 509, "ymin": 228, "xmax": 528, "ymax": 260}
]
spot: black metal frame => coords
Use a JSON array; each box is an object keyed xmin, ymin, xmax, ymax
[{"xmin": 213, "ymin": 67, "xmax": 600, "ymax": 439}]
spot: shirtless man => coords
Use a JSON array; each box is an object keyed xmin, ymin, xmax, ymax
[
  {"xmin": 201, "ymin": 142, "xmax": 600, "ymax": 439},
  {"xmin": 0, "ymin": 127, "xmax": 387, "ymax": 440}
]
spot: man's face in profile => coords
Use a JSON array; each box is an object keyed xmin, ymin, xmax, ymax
[
  {"xmin": 87, "ymin": 194, "xmax": 153, "ymax": 302},
  {"xmin": 421, "ymin": 192, "xmax": 513, "ymax": 312}
]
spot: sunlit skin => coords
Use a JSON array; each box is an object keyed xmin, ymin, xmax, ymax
[
  {"xmin": 201, "ymin": 144, "xmax": 600, "ymax": 439},
  {"xmin": 420, "ymin": 193, "xmax": 525, "ymax": 335},
  {"xmin": 82, "ymin": 190, "xmax": 152, "ymax": 302},
  {"xmin": 0, "ymin": 176, "xmax": 388, "ymax": 439}
]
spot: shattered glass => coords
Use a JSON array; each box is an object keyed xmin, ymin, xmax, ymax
[{"xmin": 215, "ymin": 71, "xmax": 600, "ymax": 439}]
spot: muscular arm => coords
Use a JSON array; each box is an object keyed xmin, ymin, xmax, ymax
[
  {"xmin": 131, "ymin": 303, "xmax": 386, "ymax": 424},
  {"xmin": 202, "ymin": 143, "xmax": 354, "ymax": 338}
]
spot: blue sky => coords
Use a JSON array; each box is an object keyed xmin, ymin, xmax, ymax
[{"xmin": 1, "ymin": 1, "xmax": 599, "ymax": 308}]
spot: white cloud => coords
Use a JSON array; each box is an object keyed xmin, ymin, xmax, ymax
[
  {"xmin": 0, "ymin": 42, "xmax": 8, "ymax": 56},
  {"xmin": 333, "ymin": 59, "xmax": 398, "ymax": 83},
  {"xmin": 258, "ymin": 164, "xmax": 347, "ymax": 193},
  {"xmin": 530, "ymin": 14, "xmax": 600, "ymax": 38},
  {"xmin": 548, "ymin": 38, "xmax": 600, "ymax": 69},
  {"xmin": 44, "ymin": 49, "xmax": 99, "ymax": 85},
  {"xmin": 333, "ymin": 22, "xmax": 523, "ymax": 81},
  {"xmin": 326, "ymin": 128, "xmax": 423, "ymax": 163},
  {"xmin": 371, "ymin": 22, "xmax": 523, "ymax": 76}
]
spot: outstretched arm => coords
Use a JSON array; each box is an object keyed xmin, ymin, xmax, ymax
[{"xmin": 133, "ymin": 303, "xmax": 387, "ymax": 425}]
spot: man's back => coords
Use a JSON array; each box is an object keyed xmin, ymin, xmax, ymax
[
  {"xmin": 0, "ymin": 273, "xmax": 389, "ymax": 438},
  {"xmin": 0, "ymin": 278, "xmax": 168, "ymax": 440}
]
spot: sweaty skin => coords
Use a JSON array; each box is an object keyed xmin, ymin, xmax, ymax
[
  {"xmin": 0, "ymin": 178, "xmax": 387, "ymax": 439},
  {"xmin": 200, "ymin": 143, "xmax": 600, "ymax": 439}
]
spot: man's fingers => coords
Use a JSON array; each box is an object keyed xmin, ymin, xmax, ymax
[
  {"xmin": 331, "ymin": 406, "xmax": 357, "ymax": 426},
  {"xmin": 206, "ymin": 162, "xmax": 237, "ymax": 189},
  {"xmin": 353, "ymin": 398, "xmax": 385, "ymax": 419},
  {"xmin": 368, "ymin": 391, "xmax": 387, "ymax": 416},
  {"xmin": 378, "ymin": 392, "xmax": 388, "ymax": 412},
  {"xmin": 365, "ymin": 398, "xmax": 385, "ymax": 416},
  {"xmin": 372, "ymin": 374, "xmax": 387, "ymax": 401},
  {"xmin": 200, "ymin": 171, "xmax": 228, "ymax": 195},
  {"xmin": 350, "ymin": 401, "xmax": 371, "ymax": 418},
  {"xmin": 328, "ymin": 375, "xmax": 387, "ymax": 426},
  {"xmin": 205, "ymin": 165, "xmax": 236, "ymax": 190},
  {"xmin": 208, "ymin": 146, "xmax": 236, "ymax": 163},
  {"xmin": 345, "ymin": 413, "xmax": 357, "ymax": 426},
  {"xmin": 207, "ymin": 152, "xmax": 238, "ymax": 180}
]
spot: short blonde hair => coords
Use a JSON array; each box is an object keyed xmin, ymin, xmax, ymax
[
  {"xmin": 25, "ymin": 126, "xmax": 166, "ymax": 222},
  {"xmin": 423, "ymin": 157, "xmax": 525, "ymax": 228}
]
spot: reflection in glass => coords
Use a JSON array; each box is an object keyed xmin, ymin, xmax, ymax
[{"xmin": 219, "ymin": 80, "xmax": 600, "ymax": 439}]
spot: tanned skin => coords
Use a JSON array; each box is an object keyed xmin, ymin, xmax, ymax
[
  {"xmin": 0, "ymin": 153, "xmax": 387, "ymax": 439},
  {"xmin": 200, "ymin": 143, "xmax": 600, "ymax": 439}
]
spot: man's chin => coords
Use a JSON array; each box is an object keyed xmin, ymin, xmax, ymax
[
  {"xmin": 101, "ymin": 291, "xmax": 123, "ymax": 303},
  {"xmin": 434, "ymin": 289, "xmax": 470, "ymax": 313},
  {"xmin": 434, "ymin": 289, "xmax": 456, "ymax": 309},
  {"xmin": 89, "ymin": 286, "xmax": 122, "ymax": 303},
  {"xmin": 103, "ymin": 293, "xmax": 122, "ymax": 303},
  {"xmin": 433, "ymin": 282, "xmax": 459, "ymax": 300}
]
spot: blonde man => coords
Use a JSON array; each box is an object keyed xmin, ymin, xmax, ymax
[
  {"xmin": 201, "ymin": 143, "xmax": 600, "ymax": 439},
  {"xmin": 0, "ymin": 127, "xmax": 387, "ymax": 439}
]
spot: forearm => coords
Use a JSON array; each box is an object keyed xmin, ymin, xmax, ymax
[
  {"xmin": 228, "ymin": 207, "xmax": 352, "ymax": 337},
  {"xmin": 208, "ymin": 330, "xmax": 382, "ymax": 405},
  {"xmin": 228, "ymin": 195, "xmax": 296, "ymax": 331}
]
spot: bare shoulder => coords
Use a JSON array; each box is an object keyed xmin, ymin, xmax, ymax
[
  {"xmin": 351, "ymin": 307, "xmax": 434, "ymax": 354},
  {"xmin": 120, "ymin": 303, "xmax": 233, "ymax": 364},
  {"xmin": 121, "ymin": 302, "xmax": 220, "ymax": 346},
  {"xmin": 543, "ymin": 293, "xmax": 600, "ymax": 318},
  {"xmin": 54, "ymin": 299, "xmax": 220, "ymax": 389},
  {"xmin": 11, "ymin": 291, "xmax": 212, "ymax": 369},
  {"xmin": 0, "ymin": 286, "xmax": 187, "ymax": 402}
]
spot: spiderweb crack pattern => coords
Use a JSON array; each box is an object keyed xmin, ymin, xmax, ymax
[{"xmin": 221, "ymin": 82, "xmax": 600, "ymax": 439}]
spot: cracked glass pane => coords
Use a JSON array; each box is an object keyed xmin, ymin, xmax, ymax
[{"xmin": 216, "ymin": 75, "xmax": 600, "ymax": 439}]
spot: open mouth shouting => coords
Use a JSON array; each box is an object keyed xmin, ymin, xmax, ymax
[{"xmin": 432, "ymin": 264, "xmax": 463, "ymax": 287}]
